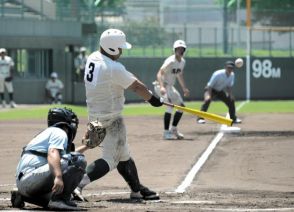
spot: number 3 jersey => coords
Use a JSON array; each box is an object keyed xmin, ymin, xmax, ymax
[
  {"xmin": 84, "ymin": 51, "xmax": 136, "ymax": 120},
  {"xmin": 160, "ymin": 55, "xmax": 185, "ymax": 87}
]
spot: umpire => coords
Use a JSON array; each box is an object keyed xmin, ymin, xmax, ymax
[{"xmin": 197, "ymin": 61, "xmax": 242, "ymax": 124}]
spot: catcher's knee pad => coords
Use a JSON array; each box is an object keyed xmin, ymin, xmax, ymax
[{"xmin": 69, "ymin": 152, "xmax": 87, "ymax": 170}]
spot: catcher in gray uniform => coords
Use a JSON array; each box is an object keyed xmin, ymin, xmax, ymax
[
  {"xmin": 11, "ymin": 108, "xmax": 87, "ymax": 210},
  {"xmin": 153, "ymin": 40, "xmax": 190, "ymax": 140}
]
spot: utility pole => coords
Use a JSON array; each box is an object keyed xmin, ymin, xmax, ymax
[
  {"xmin": 223, "ymin": 0, "xmax": 228, "ymax": 54},
  {"xmin": 246, "ymin": 0, "xmax": 251, "ymax": 101}
]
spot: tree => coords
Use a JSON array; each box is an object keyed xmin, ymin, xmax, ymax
[
  {"xmin": 55, "ymin": 0, "xmax": 126, "ymax": 23},
  {"xmin": 216, "ymin": 0, "xmax": 294, "ymax": 26},
  {"xmin": 123, "ymin": 18, "xmax": 173, "ymax": 47}
]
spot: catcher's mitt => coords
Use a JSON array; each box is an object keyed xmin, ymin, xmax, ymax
[{"xmin": 82, "ymin": 120, "xmax": 106, "ymax": 148}]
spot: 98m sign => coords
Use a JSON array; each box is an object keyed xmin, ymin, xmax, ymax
[{"xmin": 252, "ymin": 59, "xmax": 281, "ymax": 79}]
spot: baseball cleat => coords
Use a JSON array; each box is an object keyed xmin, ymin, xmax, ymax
[
  {"xmin": 163, "ymin": 130, "xmax": 175, "ymax": 140},
  {"xmin": 10, "ymin": 101, "xmax": 16, "ymax": 108},
  {"xmin": 130, "ymin": 185, "xmax": 160, "ymax": 200},
  {"xmin": 72, "ymin": 187, "xmax": 88, "ymax": 202},
  {"xmin": 48, "ymin": 199, "xmax": 79, "ymax": 210},
  {"xmin": 233, "ymin": 118, "xmax": 242, "ymax": 124},
  {"xmin": 11, "ymin": 190, "xmax": 25, "ymax": 209},
  {"xmin": 171, "ymin": 127, "xmax": 184, "ymax": 139},
  {"xmin": 197, "ymin": 119, "xmax": 206, "ymax": 124}
]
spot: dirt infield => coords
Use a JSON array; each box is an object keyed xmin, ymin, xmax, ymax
[{"xmin": 1, "ymin": 112, "xmax": 294, "ymax": 211}]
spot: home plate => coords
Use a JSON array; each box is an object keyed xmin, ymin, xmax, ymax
[{"xmin": 220, "ymin": 125, "xmax": 241, "ymax": 133}]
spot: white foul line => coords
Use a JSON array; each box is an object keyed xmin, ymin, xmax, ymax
[{"xmin": 175, "ymin": 101, "xmax": 248, "ymax": 193}]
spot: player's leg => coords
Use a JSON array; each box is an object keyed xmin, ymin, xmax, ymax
[
  {"xmin": 117, "ymin": 158, "xmax": 160, "ymax": 200},
  {"xmin": 14, "ymin": 156, "xmax": 86, "ymax": 209},
  {"xmin": 5, "ymin": 81, "xmax": 16, "ymax": 108},
  {"xmin": 153, "ymin": 81, "xmax": 174, "ymax": 140},
  {"xmin": 56, "ymin": 93, "xmax": 62, "ymax": 104},
  {"xmin": 50, "ymin": 153, "xmax": 86, "ymax": 208},
  {"xmin": 169, "ymin": 86, "xmax": 184, "ymax": 139},
  {"xmin": 197, "ymin": 88, "xmax": 213, "ymax": 124},
  {"xmin": 163, "ymin": 107, "xmax": 174, "ymax": 139},
  {"xmin": 214, "ymin": 91, "xmax": 241, "ymax": 123},
  {"xmin": 112, "ymin": 117, "xmax": 159, "ymax": 200},
  {"xmin": 73, "ymin": 117, "xmax": 123, "ymax": 201},
  {"xmin": 0, "ymin": 78, "xmax": 5, "ymax": 107}
]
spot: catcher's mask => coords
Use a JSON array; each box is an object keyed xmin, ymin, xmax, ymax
[{"xmin": 48, "ymin": 108, "xmax": 79, "ymax": 143}]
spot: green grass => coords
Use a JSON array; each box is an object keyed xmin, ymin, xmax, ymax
[
  {"xmin": 1, "ymin": 101, "xmax": 293, "ymax": 121},
  {"xmin": 0, "ymin": 104, "xmax": 88, "ymax": 121},
  {"xmin": 238, "ymin": 100, "xmax": 294, "ymax": 113}
]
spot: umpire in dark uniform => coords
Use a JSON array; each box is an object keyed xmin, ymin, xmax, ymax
[{"xmin": 197, "ymin": 61, "xmax": 242, "ymax": 124}]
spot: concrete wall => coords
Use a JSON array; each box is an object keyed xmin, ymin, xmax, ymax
[{"xmin": 7, "ymin": 57, "xmax": 293, "ymax": 105}]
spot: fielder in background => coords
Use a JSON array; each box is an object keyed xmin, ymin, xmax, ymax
[
  {"xmin": 11, "ymin": 108, "xmax": 87, "ymax": 210},
  {"xmin": 153, "ymin": 40, "xmax": 190, "ymax": 140},
  {"xmin": 73, "ymin": 28, "xmax": 162, "ymax": 202},
  {"xmin": 74, "ymin": 46, "xmax": 88, "ymax": 81},
  {"xmin": 197, "ymin": 61, "xmax": 242, "ymax": 124},
  {"xmin": 0, "ymin": 48, "xmax": 16, "ymax": 108},
  {"xmin": 45, "ymin": 72, "xmax": 64, "ymax": 104}
]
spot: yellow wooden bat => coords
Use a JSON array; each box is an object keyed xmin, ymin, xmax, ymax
[{"xmin": 163, "ymin": 102, "xmax": 233, "ymax": 126}]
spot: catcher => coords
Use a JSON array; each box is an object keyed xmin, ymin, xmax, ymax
[
  {"xmin": 73, "ymin": 28, "xmax": 163, "ymax": 202},
  {"xmin": 11, "ymin": 107, "xmax": 90, "ymax": 210}
]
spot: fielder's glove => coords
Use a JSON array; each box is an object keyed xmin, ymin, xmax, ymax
[
  {"xmin": 5, "ymin": 76, "xmax": 13, "ymax": 82},
  {"xmin": 82, "ymin": 120, "xmax": 106, "ymax": 148}
]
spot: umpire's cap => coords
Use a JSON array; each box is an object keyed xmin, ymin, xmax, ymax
[
  {"xmin": 225, "ymin": 61, "xmax": 235, "ymax": 68},
  {"xmin": 0, "ymin": 48, "xmax": 7, "ymax": 53}
]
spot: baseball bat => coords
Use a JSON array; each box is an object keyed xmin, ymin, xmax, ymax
[{"xmin": 163, "ymin": 102, "xmax": 233, "ymax": 126}]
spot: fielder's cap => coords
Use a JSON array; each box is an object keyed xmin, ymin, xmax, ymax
[
  {"xmin": 80, "ymin": 47, "xmax": 86, "ymax": 52},
  {"xmin": 51, "ymin": 72, "xmax": 58, "ymax": 78},
  {"xmin": 0, "ymin": 48, "xmax": 7, "ymax": 53},
  {"xmin": 225, "ymin": 61, "xmax": 235, "ymax": 68}
]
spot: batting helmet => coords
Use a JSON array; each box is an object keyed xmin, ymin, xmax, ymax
[
  {"xmin": 48, "ymin": 108, "xmax": 79, "ymax": 142},
  {"xmin": 99, "ymin": 29, "xmax": 132, "ymax": 56},
  {"xmin": 173, "ymin": 40, "xmax": 187, "ymax": 50}
]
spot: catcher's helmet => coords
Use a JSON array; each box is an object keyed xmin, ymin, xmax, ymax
[
  {"xmin": 48, "ymin": 108, "xmax": 79, "ymax": 142},
  {"xmin": 173, "ymin": 40, "xmax": 187, "ymax": 50},
  {"xmin": 100, "ymin": 29, "xmax": 132, "ymax": 56}
]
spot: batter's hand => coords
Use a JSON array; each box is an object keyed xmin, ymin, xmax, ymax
[
  {"xmin": 183, "ymin": 88, "xmax": 190, "ymax": 97},
  {"xmin": 160, "ymin": 86, "xmax": 166, "ymax": 96},
  {"xmin": 52, "ymin": 176, "xmax": 64, "ymax": 194}
]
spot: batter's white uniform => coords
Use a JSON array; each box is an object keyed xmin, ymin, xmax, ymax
[
  {"xmin": 0, "ymin": 55, "xmax": 14, "ymax": 93},
  {"xmin": 153, "ymin": 55, "xmax": 185, "ymax": 105},
  {"xmin": 84, "ymin": 51, "xmax": 136, "ymax": 170}
]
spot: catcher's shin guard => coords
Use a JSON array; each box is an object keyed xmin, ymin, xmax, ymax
[
  {"xmin": 117, "ymin": 158, "xmax": 140, "ymax": 192},
  {"xmin": 52, "ymin": 165, "xmax": 85, "ymax": 202}
]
